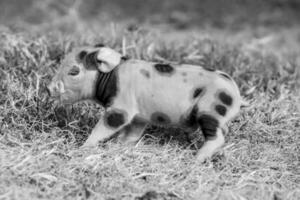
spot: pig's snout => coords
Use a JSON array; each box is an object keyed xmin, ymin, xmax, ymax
[{"xmin": 46, "ymin": 81, "xmax": 65, "ymax": 97}]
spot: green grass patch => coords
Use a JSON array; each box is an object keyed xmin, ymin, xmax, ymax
[{"xmin": 0, "ymin": 7, "xmax": 300, "ymax": 199}]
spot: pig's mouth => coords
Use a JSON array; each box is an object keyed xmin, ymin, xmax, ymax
[
  {"xmin": 47, "ymin": 95, "xmax": 62, "ymax": 106},
  {"xmin": 54, "ymin": 91, "xmax": 79, "ymax": 105},
  {"xmin": 45, "ymin": 86, "xmax": 78, "ymax": 105},
  {"xmin": 47, "ymin": 91, "xmax": 68, "ymax": 105}
]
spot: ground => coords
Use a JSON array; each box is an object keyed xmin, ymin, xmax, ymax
[{"xmin": 0, "ymin": 1, "xmax": 299, "ymax": 200}]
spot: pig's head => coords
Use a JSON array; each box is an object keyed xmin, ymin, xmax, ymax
[{"xmin": 47, "ymin": 45, "xmax": 123, "ymax": 104}]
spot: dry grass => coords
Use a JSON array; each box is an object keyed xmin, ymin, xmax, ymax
[{"xmin": 0, "ymin": 2, "xmax": 300, "ymax": 199}]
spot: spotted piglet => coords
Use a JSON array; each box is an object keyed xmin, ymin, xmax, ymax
[{"xmin": 47, "ymin": 45, "xmax": 245, "ymax": 162}]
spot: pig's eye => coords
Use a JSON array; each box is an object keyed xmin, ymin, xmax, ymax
[{"xmin": 68, "ymin": 65, "xmax": 80, "ymax": 76}]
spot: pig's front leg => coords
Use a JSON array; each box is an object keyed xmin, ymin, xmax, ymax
[
  {"xmin": 117, "ymin": 117, "xmax": 148, "ymax": 144},
  {"xmin": 83, "ymin": 108, "xmax": 134, "ymax": 147}
]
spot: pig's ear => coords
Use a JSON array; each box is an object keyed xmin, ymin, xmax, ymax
[
  {"xmin": 94, "ymin": 43, "xmax": 105, "ymax": 48},
  {"xmin": 76, "ymin": 50, "xmax": 88, "ymax": 63},
  {"xmin": 83, "ymin": 51, "xmax": 98, "ymax": 69},
  {"xmin": 94, "ymin": 47, "xmax": 122, "ymax": 73}
]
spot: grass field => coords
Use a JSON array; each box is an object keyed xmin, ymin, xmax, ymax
[{"xmin": 0, "ymin": 1, "xmax": 300, "ymax": 200}]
